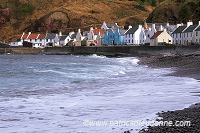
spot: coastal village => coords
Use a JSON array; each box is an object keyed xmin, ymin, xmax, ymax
[{"xmin": 9, "ymin": 20, "xmax": 200, "ymax": 48}]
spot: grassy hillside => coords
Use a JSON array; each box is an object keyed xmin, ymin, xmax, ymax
[
  {"xmin": 147, "ymin": 0, "xmax": 200, "ymax": 23},
  {"xmin": 0, "ymin": 0, "xmax": 161, "ymax": 42}
]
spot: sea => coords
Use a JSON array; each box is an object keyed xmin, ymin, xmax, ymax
[{"xmin": 0, "ymin": 54, "xmax": 199, "ymax": 133}]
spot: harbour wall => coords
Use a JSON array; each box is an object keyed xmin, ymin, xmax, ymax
[
  {"xmin": 1, "ymin": 46, "xmax": 200, "ymax": 55},
  {"xmin": 44, "ymin": 46, "xmax": 200, "ymax": 56}
]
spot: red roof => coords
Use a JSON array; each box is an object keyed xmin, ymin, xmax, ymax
[
  {"xmin": 21, "ymin": 34, "xmax": 28, "ymax": 39},
  {"xmin": 93, "ymin": 29, "xmax": 105, "ymax": 35},
  {"xmin": 151, "ymin": 31, "xmax": 163, "ymax": 39},
  {"xmin": 37, "ymin": 34, "xmax": 46, "ymax": 39},
  {"xmin": 27, "ymin": 34, "xmax": 40, "ymax": 39}
]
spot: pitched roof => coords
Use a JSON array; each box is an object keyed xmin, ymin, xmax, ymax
[
  {"xmin": 172, "ymin": 26, "xmax": 187, "ymax": 34},
  {"xmin": 27, "ymin": 34, "xmax": 39, "ymax": 39},
  {"xmin": 60, "ymin": 36, "xmax": 68, "ymax": 41},
  {"xmin": 106, "ymin": 24, "xmax": 118, "ymax": 28},
  {"xmin": 46, "ymin": 34, "xmax": 57, "ymax": 39},
  {"xmin": 37, "ymin": 34, "xmax": 46, "ymax": 39},
  {"xmin": 125, "ymin": 26, "xmax": 139, "ymax": 34},
  {"xmin": 183, "ymin": 25, "xmax": 198, "ymax": 33},
  {"xmin": 21, "ymin": 34, "xmax": 28, "ymax": 39},
  {"xmin": 93, "ymin": 29, "xmax": 105, "ymax": 35},
  {"xmin": 195, "ymin": 25, "xmax": 200, "ymax": 31},
  {"xmin": 150, "ymin": 31, "xmax": 163, "ymax": 39}
]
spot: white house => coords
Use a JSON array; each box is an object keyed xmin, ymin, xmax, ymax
[
  {"xmin": 172, "ymin": 25, "xmax": 187, "ymax": 45},
  {"xmin": 59, "ymin": 35, "xmax": 71, "ymax": 46},
  {"xmin": 20, "ymin": 32, "xmax": 46, "ymax": 48},
  {"xmin": 88, "ymin": 27, "xmax": 105, "ymax": 45},
  {"xmin": 88, "ymin": 27, "xmax": 95, "ymax": 40},
  {"xmin": 45, "ymin": 33, "xmax": 60, "ymax": 47},
  {"xmin": 139, "ymin": 27, "xmax": 146, "ymax": 45},
  {"xmin": 101, "ymin": 22, "xmax": 119, "ymax": 30},
  {"xmin": 150, "ymin": 29, "xmax": 172, "ymax": 46},
  {"xmin": 76, "ymin": 29, "xmax": 85, "ymax": 42},
  {"xmin": 124, "ymin": 25, "xmax": 142, "ymax": 45},
  {"xmin": 194, "ymin": 22, "xmax": 200, "ymax": 44},
  {"xmin": 182, "ymin": 24, "xmax": 199, "ymax": 45},
  {"xmin": 145, "ymin": 24, "xmax": 157, "ymax": 44},
  {"xmin": 9, "ymin": 41, "xmax": 23, "ymax": 47}
]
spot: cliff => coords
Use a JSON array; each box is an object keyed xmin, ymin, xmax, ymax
[{"xmin": 0, "ymin": 0, "xmax": 156, "ymax": 42}]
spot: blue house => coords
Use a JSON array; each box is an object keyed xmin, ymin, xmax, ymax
[
  {"xmin": 114, "ymin": 29, "xmax": 125, "ymax": 45},
  {"xmin": 104, "ymin": 29, "xmax": 125, "ymax": 45}
]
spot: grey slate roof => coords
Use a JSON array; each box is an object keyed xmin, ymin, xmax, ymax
[
  {"xmin": 60, "ymin": 36, "xmax": 68, "ymax": 41},
  {"xmin": 183, "ymin": 25, "xmax": 198, "ymax": 33},
  {"xmin": 46, "ymin": 34, "xmax": 57, "ymax": 39},
  {"xmin": 172, "ymin": 26, "xmax": 187, "ymax": 34},
  {"xmin": 125, "ymin": 26, "xmax": 138, "ymax": 34},
  {"xmin": 195, "ymin": 25, "xmax": 200, "ymax": 31},
  {"xmin": 70, "ymin": 34, "xmax": 76, "ymax": 39},
  {"xmin": 106, "ymin": 24, "xmax": 118, "ymax": 28},
  {"xmin": 147, "ymin": 23, "xmax": 168, "ymax": 27}
]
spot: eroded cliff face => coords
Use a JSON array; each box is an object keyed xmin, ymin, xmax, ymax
[
  {"xmin": 26, "ymin": 12, "xmax": 70, "ymax": 32},
  {"xmin": 0, "ymin": 0, "xmax": 153, "ymax": 42}
]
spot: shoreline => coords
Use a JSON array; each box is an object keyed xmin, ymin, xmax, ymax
[{"xmin": 137, "ymin": 53, "xmax": 200, "ymax": 133}]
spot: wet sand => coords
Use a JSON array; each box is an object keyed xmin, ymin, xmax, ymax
[{"xmin": 137, "ymin": 52, "xmax": 200, "ymax": 133}]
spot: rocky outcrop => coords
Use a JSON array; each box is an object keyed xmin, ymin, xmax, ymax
[{"xmin": 26, "ymin": 11, "xmax": 70, "ymax": 32}]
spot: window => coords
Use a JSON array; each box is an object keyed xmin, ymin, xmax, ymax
[
  {"xmin": 30, "ymin": 39, "xmax": 32, "ymax": 42},
  {"xmin": 197, "ymin": 32, "xmax": 198, "ymax": 36},
  {"xmin": 40, "ymin": 39, "xmax": 42, "ymax": 42},
  {"xmin": 35, "ymin": 39, "xmax": 37, "ymax": 42}
]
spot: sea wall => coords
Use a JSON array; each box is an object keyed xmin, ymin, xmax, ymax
[
  {"xmin": 44, "ymin": 46, "xmax": 200, "ymax": 56},
  {"xmin": 1, "ymin": 46, "xmax": 200, "ymax": 55},
  {"xmin": 0, "ymin": 47, "xmax": 43, "ymax": 54}
]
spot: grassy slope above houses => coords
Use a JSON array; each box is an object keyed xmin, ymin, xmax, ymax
[{"xmin": 0, "ymin": 0, "xmax": 158, "ymax": 43}]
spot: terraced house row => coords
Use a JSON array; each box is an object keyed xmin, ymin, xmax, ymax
[{"xmin": 9, "ymin": 21, "xmax": 200, "ymax": 47}]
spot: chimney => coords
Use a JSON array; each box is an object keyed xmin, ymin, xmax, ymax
[
  {"xmin": 144, "ymin": 19, "xmax": 147, "ymax": 29},
  {"xmin": 187, "ymin": 20, "xmax": 193, "ymax": 27},
  {"xmin": 28, "ymin": 32, "xmax": 31, "ymax": 35},
  {"xmin": 59, "ymin": 31, "xmax": 62, "ymax": 36},
  {"xmin": 90, "ymin": 27, "xmax": 94, "ymax": 31},
  {"xmin": 128, "ymin": 25, "xmax": 132, "ymax": 29},
  {"xmin": 199, "ymin": 21, "xmax": 200, "ymax": 25},
  {"xmin": 138, "ymin": 25, "xmax": 142, "ymax": 30},
  {"xmin": 163, "ymin": 28, "xmax": 167, "ymax": 33},
  {"xmin": 78, "ymin": 29, "xmax": 81, "ymax": 33}
]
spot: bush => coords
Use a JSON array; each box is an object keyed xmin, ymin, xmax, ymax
[
  {"xmin": 16, "ymin": 4, "xmax": 35, "ymax": 16},
  {"xmin": 88, "ymin": 10, "xmax": 100, "ymax": 14}
]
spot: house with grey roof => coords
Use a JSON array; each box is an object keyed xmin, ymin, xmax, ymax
[
  {"xmin": 194, "ymin": 21, "xmax": 200, "ymax": 44},
  {"xmin": 172, "ymin": 26, "xmax": 187, "ymax": 45},
  {"xmin": 124, "ymin": 25, "xmax": 142, "ymax": 45},
  {"xmin": 182, "ymin": 24, "xmax": 199, "ymax": 45},
  {"xmin": 59, "ymin": 35, "xmax": 71, "ymax": 46},
  {"xmin": 172, "ymin": 21, "xmax": 194, "ymax": 45},
  {"xmin": 45, "ymin": 33, "xmax": 59, "ymax": 47}
]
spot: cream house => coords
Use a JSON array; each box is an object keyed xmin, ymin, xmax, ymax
[{"xmin": 150, "ymin": 29, "xmax": 172, "ymax": 46}]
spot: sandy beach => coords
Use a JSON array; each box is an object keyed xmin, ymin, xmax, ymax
[{"xmin": 138, "ymin": 52, "xmax": 200, "ymax": 133}]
